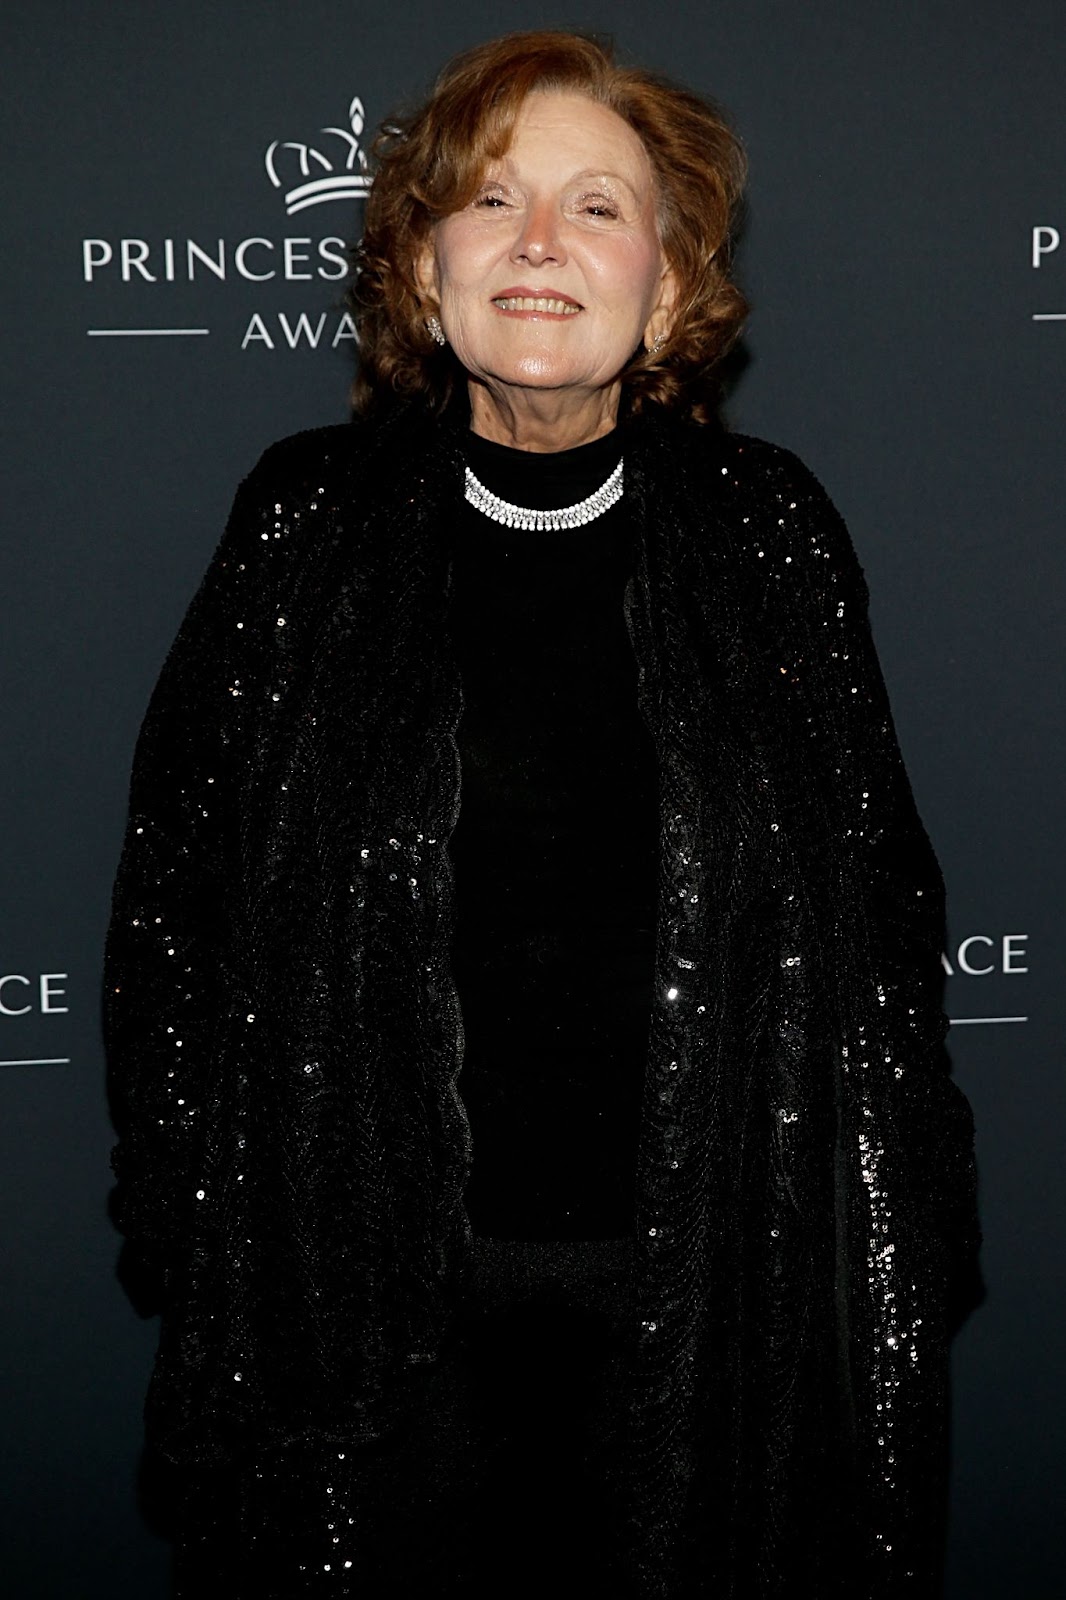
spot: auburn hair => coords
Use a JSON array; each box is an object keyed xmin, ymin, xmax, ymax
[{"xmin": 347, "ymin": 30, "xmax": 749, "ymax": 423}]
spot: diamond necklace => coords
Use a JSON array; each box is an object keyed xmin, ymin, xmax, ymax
[{"xmin": 463, "ymin": 456, "xmax": 624, "ymax": 531}]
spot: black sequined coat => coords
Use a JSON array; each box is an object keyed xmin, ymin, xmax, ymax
[{"xmin": 103, "ymin": 400, "xmax": 981, "ymax": 1598}]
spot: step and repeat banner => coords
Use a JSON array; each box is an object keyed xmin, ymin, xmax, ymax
[{"xmin": 4, "ymin": 2, "xmax": 1063, "ymax": 1594}]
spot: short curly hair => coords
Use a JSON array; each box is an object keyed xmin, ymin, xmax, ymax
[{"xmin": 347, "ymin": 30, "xmax": 749, "ymax": 424}]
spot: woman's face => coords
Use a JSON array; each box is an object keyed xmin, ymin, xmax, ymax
[{"xmin": 416, "ymin": 91, "xmax": 677, "ymax": 402}]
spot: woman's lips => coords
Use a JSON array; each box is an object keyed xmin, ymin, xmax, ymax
[{"xmin": 490, "ymin": 293, "xmax": 583, "ymax": 317}]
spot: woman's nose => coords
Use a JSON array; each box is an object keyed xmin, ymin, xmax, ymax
[{"xmin": 509, "ymin": 201, "xmax": 567, "ymax": 267}]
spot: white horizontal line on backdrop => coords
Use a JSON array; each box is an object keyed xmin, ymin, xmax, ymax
[
  {"xmin": 87, "ymin": 328, "xmax": 210, "ymax": 336},
  {"xmin": 0, "ymin": 1058, "xmax": 73, "ymax": 1066},
  {"xmin": 948, "ymin": 1016, "xmax": 1028, "ymax": 1026}
]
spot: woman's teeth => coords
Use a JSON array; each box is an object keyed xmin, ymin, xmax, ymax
[{"xmin": 492, "ymin": 297, "xmax": 581, "ymax": 314}]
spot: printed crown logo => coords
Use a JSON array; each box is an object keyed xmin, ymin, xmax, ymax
[{"xmin": 265, "ymin": 96, "xmax": 372, "ymax": 215}]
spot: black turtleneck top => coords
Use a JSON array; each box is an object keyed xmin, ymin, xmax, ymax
[{"xmin": 447, "ymin": 426, "xmax": 660, "ymax": 1241}]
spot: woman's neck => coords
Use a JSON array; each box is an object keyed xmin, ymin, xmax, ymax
[{"xmin": 467, "ymin": 377, "xmax": 622, "ymax": 453}]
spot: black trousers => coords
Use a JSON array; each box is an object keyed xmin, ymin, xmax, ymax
[{"xmin": 171, "ymin": 1238, "xmax": 639, "ymax": 1599}]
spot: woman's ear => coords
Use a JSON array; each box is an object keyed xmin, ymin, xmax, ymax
[
  {"xmin": 413, "ymin": 235, "xmax": 438, "ymax": 304},
  {"xmin": 643, "ymin": 258, "xmax": 681, "ymax": 349}
]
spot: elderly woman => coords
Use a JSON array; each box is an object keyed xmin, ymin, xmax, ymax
[{"xmin": 104, "ymin": 29, "xmax": 981, "ymax": 1600}]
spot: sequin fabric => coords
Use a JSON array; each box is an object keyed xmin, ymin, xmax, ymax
[
  {"xmin": 169, "ymin": 1237, "xmax": 640, "ymax": 1597},
  {"xmin": 103, "ymin": 400, "xmax": 981, "ymax": 1597}
]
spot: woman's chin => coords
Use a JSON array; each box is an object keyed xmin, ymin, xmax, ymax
[{"xmin": 478, "ymin": 356, "xmax": 604, "ymax": 393}]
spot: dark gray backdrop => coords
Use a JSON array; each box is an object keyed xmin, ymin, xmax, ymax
[{"xmin": 4, "ymin": 2, "xmax": 1063, "ymax": 1594}]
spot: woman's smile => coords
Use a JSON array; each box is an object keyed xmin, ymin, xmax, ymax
[{"xmin": 490, "ymin": 288, "xmax": 584, "ymax": 318}]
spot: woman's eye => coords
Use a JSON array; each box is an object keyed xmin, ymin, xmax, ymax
[
  {"xmin": 474, "ymin": 193, "xmax": 508, "ymax": 208},
  {"xmin": 576, "ymin": 196, "xmax": 619, "ymax": 219}
]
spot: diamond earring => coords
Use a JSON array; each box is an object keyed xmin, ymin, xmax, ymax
[
  {"xmin": 426, "ymin": 314, "xmax": 446, "ymax": 347},
  {"xmin": 649, "ymin": 330, "xmax": 667, "ymax": 355}
]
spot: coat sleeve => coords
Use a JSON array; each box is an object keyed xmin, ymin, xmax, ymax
[
  {"xmin": 763, "ymin": 443, "xmax": 982, "ymax": 1288},
  {"xmin": 102, "ymin": 444, "xmax": 290, "ymax": 1293}
]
